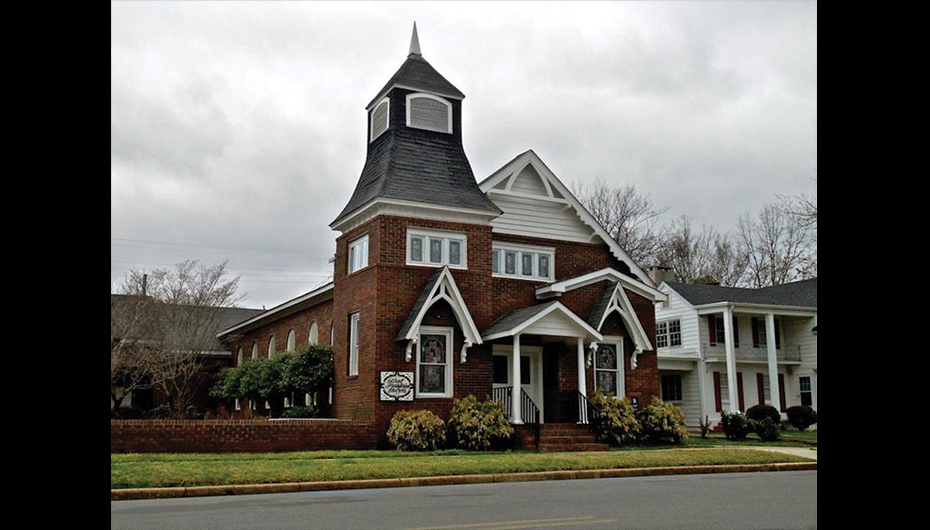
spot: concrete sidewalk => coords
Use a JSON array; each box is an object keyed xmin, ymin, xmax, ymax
[{"xmin": 736, "ymin": 446, "xmax": 817, "ymax": 460}]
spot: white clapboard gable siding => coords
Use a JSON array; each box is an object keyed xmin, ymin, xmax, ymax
[{"xmin": 656, "ymin": 284, "xmax": 701, "ymax": 357}]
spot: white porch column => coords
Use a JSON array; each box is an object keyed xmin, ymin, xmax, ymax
[
  {"xmin": 765, "ymin": 313, "xmax": 779, "ymax": 410},
  {"xmin": 511, "ymin": 334, "xmax": 523, "ymax": 424},
  {"xmin": 577, "ymin": 337, "xmax": 587, "ymax": 398},
  {"xmin": 722, "ymin": 306, "xmax": 739, "ymax": 412}
]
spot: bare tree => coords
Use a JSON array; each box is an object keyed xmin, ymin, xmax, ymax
[
  {"xmin": 658, "ymin": 216, "xmax": 747, "ymax": 286},
  {"xmin": 573, "ymin": 179, "xmax": 669, "ymax": 267},
  {"xmin": 115, "ymin": 260, "xmax": 244, "ymax": 417},
  {"xmin": 737, "ymin": 203, "xmax": 816, "ymax": 288},
  {"xmin": 779, "ymin": 175, "xmax": 817, "ymax": 234},
  {"xmin": 110, "ymin": 293, "xmax": 159, "ymax": 416}
]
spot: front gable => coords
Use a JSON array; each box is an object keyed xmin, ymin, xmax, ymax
[{"xmin": 479, "ymin": 150, "xmax": 655, "ymax": 287}]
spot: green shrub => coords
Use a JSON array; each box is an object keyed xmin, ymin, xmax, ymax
[
  {"xmin": 143, "ymin": 404, "xmax": 175, "ymax": 419},
  {"xmin": 280, "ymin": 405, "xmax": 316, "ymax": 419},
  {"xmin": 588, "ymin": 391, "xmax": 641, "ymax": 445},
  {"xmin": 720, "ymin": 410, "xmax": 754, "ymax": 440},
  {"xmin": 786, "ymin": 406, "xmax": 818, "ymax": 431},
  {"xmin": 746, "ymin": 404, "xmax": 781, "ymax": 424},
  {"xmin": 387, "ymin": 410, "xmax": 447, "ymax": 451},
  {"xmin": 637, "ymin": 397, "xmax": 688, "ymax": 444},
  {"xmin": 447, "ymin": 395, "xmax": 513, "ymax": 451},
  {"xmin": 754, "ymin": 417, "xmax": 781, "ymax": 441}
]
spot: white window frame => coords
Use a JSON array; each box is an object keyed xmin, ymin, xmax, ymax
[
  {"xmin": 369, "ymin": 97, "xmax": 389, "ymax": 142},
  {"xmin": 405, "ymin": 93, "xmax": 452, "ymax": 134},
  {"xmin": 416, "ymin": 326, "xmax": 454, "ymax": 398},
  {"xmin": 348, "ymin": 233, "xmax": 369, "ymax": 275},
  {"xmin": 406, "ymin": 228, "xmax": 467, "ymax": 269},
  {"xmin": 349, "ymin": 312, "xmax": 360, "ymax": 377},
  {"xmin": 656, "ymin": 319, "xmax": 682, "ymax": 349},
  {"xmin": 594, "ymin": 337, "xmax": 625, "ymax": 398},
  {"xmin": 491, "ymin": 242, "xmax": 555, "ymax": 282}
]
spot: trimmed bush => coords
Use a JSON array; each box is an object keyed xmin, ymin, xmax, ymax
[
  {"xmin": 447, "ymin": 395, "xmax": 513, "ymax": 451},
  {"xmin": 637, "ymin": 397, "xmax": 689, "ymax": 444},
  {"xmin": 720, "ymin": 410, "xmax": 754, "ymax": 440},
  {"xmin": 387, "ymin": 410, "xmax": 447, "ymax": 451},
  {"xmin": 746, "ymin": 403, "xmax": 780, "ymax": 424},
  {"xmin": 786, "ymin": 406, "xmax": 818, "ymax": 431},
  {"xmin": 589, "ymin": 391, "xmax": 641, "ymax": 445},
  {"xmin": 754, "ymin": 417, "xmax": 781, "ymax": 441}
]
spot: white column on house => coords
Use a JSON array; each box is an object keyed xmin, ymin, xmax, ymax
[
  {"xmin": 765, "ymin": 313, "xmax": 779, "ymax": 409},
  {"xmin": 722, "ymin": 306, "xmax": 739, "ymax": 412},
  {"xmin": 577, "ymin": 337, "xmax": 587, "ymax": 398},
  {"xmin": 511, "ymin": 333, "xmax": 523, "ymax": 424}
]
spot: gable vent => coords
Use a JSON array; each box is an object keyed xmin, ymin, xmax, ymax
[
  {"xmin": 370, "ymin": 98, "xmax": 389, "ymax": 142},
  {"xmin": 406, "ymin": 93, "xmax": 451, "ymax": 133}
]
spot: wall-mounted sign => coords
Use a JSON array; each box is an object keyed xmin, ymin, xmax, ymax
[
  {"xmin": 380, "ymin": 371, "xmax": 414, "ymax": 401},
  {"xmin": 631, "ymin": 397, "xmax": 639, "ymax": 411}
]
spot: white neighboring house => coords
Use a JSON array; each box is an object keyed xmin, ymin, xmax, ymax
[{"xmin": 653, "ymin": 277, "xmax": 817, "ymax": 428}]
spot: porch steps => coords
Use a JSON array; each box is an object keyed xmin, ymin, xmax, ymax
[{"xmin": 514, "ymin": 423, "xmax": 609, "ymax": 452}]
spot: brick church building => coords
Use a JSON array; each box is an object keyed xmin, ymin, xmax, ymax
[{"xmin": 218, "ymin": 25, "xmax": 668, "ymax": 448}]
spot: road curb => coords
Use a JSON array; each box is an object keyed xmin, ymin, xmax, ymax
[{"xmin": 111, "ymin": 461, "xmax": 817, "ymax": 501}]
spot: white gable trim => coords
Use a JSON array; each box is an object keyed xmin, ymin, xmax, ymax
[
  {"xmin": 595, "ymin": 282, "xmax": 654, "ymax": 354},
  {"xmin": 480, "ymin": 150, "xmax": 656, "ymax": 287},
  {"xmin": 399, "ymin": 267, "xmax": 482, "ymax": 362},
  {"xmin": 482, "ymin": 301, "xmax": 603, "ymax": 342},
  {"xmin": 536, "ymin": 267, "xmax": 668, "ymax": 304},
  {"xmin": 330, "ymin": 197, "xmax": 499, "ymax": 233}
]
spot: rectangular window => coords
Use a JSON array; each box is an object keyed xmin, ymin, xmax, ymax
[
  {"xmin": 799, "ymin": 376, "xmax": 812, "ymax": 406},
  {"xmin": 758, "ymin": 320, "xmax": 767, "ymax": 347},
  {"xmin": 407, "ymin": 228, "xmax": 467, "ymax": 269},
  {"xmin": 492, "ymin": 242, "xmax": 555, "ymax": 282},
  {"xmin": 656, "ymin": 321, "xmax": 668, "ymax": 348},
  {"xmin": 714, "ymin": 315, "xmax": 726, "ymax": 346},
  {"xmin": 719, "ymin": 373, "xmax": 730, "ymax": 409},
  {"xmin": 348, "ymin": 234, "xmax": 369, "ymax": 274},
  {"xmin": 417, "ymin": 327, "xmax": 453, "ymax": 397},
  {"xmin": 661, "ymin": 374, "xmax": 683, "ymax": 402},
  {"xmin": 668, "ymin": 320, "xmax": 681, "ymax": 347},
  {"xmin": 349, "ymin": 313, "xmax": 359, "ymax": 376},
  {"xmin": 491, "ymin": 250, "xmax": 499, "ymax": 274},
  {"xmin": 594, "ymin": 341, "xmax": 623, "ymax": 397}
]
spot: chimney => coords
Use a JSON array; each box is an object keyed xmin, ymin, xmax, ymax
[
  {"xmin": 142, "ymin": 273, "xmax": 148, "ymax": 297},
  {"xmin": 648, "ymin": 265, "xmax": 675, "ymax": 286}
]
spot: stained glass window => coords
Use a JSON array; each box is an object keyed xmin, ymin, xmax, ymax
[
  {"xmin": 595, "ymin": 343, "xmax": 620, "ymax": 396},
  {"xmin": 418, "ymin": 332, "xmax": 450, "ymax": 395}
]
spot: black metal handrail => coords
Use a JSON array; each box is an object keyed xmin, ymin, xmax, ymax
[
  {"xmin": 521, "ymin": 389, "xmax": 541, "ymax": 451},
  {"xmin": 563, "ymin": 390, "xmax": 600, "ymax": 435},
  {"xmin": 492, "ymin": 387, "xmax": 512, "ymax": 421}
]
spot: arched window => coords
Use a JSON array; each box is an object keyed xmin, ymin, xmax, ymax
[
  {"xmin": 406, "ymin": 93, "xmax": 452, "ymax": 134},
  {"xmin": 287, "ymin": 329, "xmax": 296, "ymax": 352},
  {"xmin": 309, "ymin": 322, "xmax": 319, "ymax": 346},
  {"xmin": 251, "ymin": 342, "xmax": 258, "ymax": 360},
  {"xmin": 237, "ymin": 346, "xmax": 243, "ymax": 366},
  {"xmin": 370, "ymin": 97, "xmax": 389, "ymax": 142},
  {"xmin": 268, "ymin": 336, "xmax": 276, "ymax": 358}
]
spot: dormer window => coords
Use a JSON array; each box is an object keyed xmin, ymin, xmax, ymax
[
  {"xmin": 370, "ymin": 98, "xmax": 389, "ymax": 142},
  {"xmin": 406, "ymin": 93, "xmax": 452, "ymax": 134}
]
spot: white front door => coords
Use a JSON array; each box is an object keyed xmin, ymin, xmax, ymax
[{"xmin": 493, "ymin": 346, "xmax": 544, "ymax": 423}]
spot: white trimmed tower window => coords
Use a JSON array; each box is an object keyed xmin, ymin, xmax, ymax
[
  {"xmin": 416, "ymin": 326, "xmax": 453, "ymax": 398},
  {"xmin": 348, "ymin": 234, "xmax": 369, "ymax": 274},
  {"xmin": 491, "ymin": 242, "xmax": 555, "ymax": 282},
  {"xmin": 370, "ymin": 98, "xmax": 389, "ymax": 142},
  {"xmin": 349, "ymin": 313, "xmax": 360, "ymax": 376},
  {"xmin": 406, "ymin": 93, "xmax": 452, "ymax": 134},
  {"xmin": 407, "ymin": 228, "xmax": 467, "ymax": 269}
]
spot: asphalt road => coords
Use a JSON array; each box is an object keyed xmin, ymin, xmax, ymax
[{"xmin": 111, "ymin": 470, "xmax": 817, "ymax": 530}]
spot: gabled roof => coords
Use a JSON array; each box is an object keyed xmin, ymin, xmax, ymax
[
  {"xmin": 482, "ymin": 301, "xmax": 603, "ymax": 342},
  {"xmin": 587, "ymin": 281, "xmax": 654, "ymax": 352},
  {"xmin": 395, "ymin": 266, "xmax": 482, "ymax": 346},
  {"xmin": 664, "ymin": 278, "xmax": 817, "ymax": 309},
  {"xmin": 536, "ymin": 267, "xmax": 667, "ymax": 304},
  {"xmin": 478, "ymin": 150, "xmax": 656, "ymax": 287}
]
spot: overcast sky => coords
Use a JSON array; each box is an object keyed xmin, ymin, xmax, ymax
[{"xmin": 111, "ymin": 1, "xmax": 817, "ymax": 310}]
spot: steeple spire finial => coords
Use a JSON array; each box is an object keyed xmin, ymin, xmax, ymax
[{"xmin": 409, "ymin": 21, "xmax": 421, "ymax": 57}]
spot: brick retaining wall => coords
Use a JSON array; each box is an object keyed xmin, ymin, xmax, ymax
[{"xmin": 110, "ymin": 419, "xmax": 377, "ymax": 453}]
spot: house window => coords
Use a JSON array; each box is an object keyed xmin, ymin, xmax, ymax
[
  {"xmin": 719, "ymin": 373, "xmax": 730, "ymax": 410},
  {"xmin": 309, "ymin": 322, "xmax": 319, "ymax": 345},
  {"xmin": 417, "ymin": 327, "xmax": 453, "ymax": 397},
  {"xmin": 799, "ymin": 376, "xmax": 812, "ymax": 406},
  {"xmin": 348, "ymin": 234, "xmax": 369, "ymax": 274},
  {"xmin": 492, "ymin": 242, "xmax": 555, "ymax": 282},
  {"xmin": 287, "ymin": 329, "xmax": 296, "ymax": 352},
  {"xmin": 349, "ymin": 313, "xmax": 359, "ymax": 376},
  {"xmin": 406, "ymin": 228, "xmax": 467, "ymax": 269},
  {"xmin": 370, "ymin": 98, "xmax": 389, "ymax": 142},
  {"xmin": 594, "ymin": 341, "xmax": 624, "ymax": 398},
  {"xmin": 656, "ymin": 320, "xmax": 681, "ymax": 348},
  {"xmin": 661, "ymin": 374, "xmax": 683, "ymax": 402},
  {"xmin": 761, "ymin": 375, "xmax": 771, "ymax": 402},
  {"xmin": 714, "ymin": 315, "xmax": 726, "ymax": 345},
  {"xmin": 251, "ymin": 342, "xmax": 258, "ymax": 360},
  {"xmin": 406, "ymin": 93, "xmax": 452, "ymax": 134},
  {"xmin": 237, "ymin": 346, "xmax": 243, "ymax": 366},
  {"xmin": 268, "ymin": 336, "xmax": 276, "ymax": 358}
]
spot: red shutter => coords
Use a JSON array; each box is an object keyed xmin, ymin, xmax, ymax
[
  {"xmin": 757, "ymin": 373, "xmax": 765, "ymax": 405},
  {"xmin": 708, "ymin": 315, "xmax": 717, "ymax": 346},
  {"xmin": 751, "ymin": 317, "xmax": 759, "ymax": 347},
  {"xmin": 774, "ymin": 318, "xmax": 781, "ymax": 349},
  {"xmin": 713, "ymin": 371, "xmax": 722, "ymax": 412},
  {"xmin": 732, "ymin": 317, "xmax": 739, "ymax": 348},
  {"xmin": 737, "ymin": 372, "xmax": 745, "ymax": 411},
  {"xmin": 777, "ymin": 374, "xmax": 786, "ymax": 411}
]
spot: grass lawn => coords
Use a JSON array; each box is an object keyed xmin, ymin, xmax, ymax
[{"xmin": 111, "ymin": 447, "xmax": 812, "ymax": 490}]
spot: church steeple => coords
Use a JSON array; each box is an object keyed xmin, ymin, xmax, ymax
[
  {"xmin": 330, "ymin": 25, "xmax": 501, "ymax": 230},
  {"xmin": 408, "ymin": 22, "xmax": 421, "ymax": 57}
]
